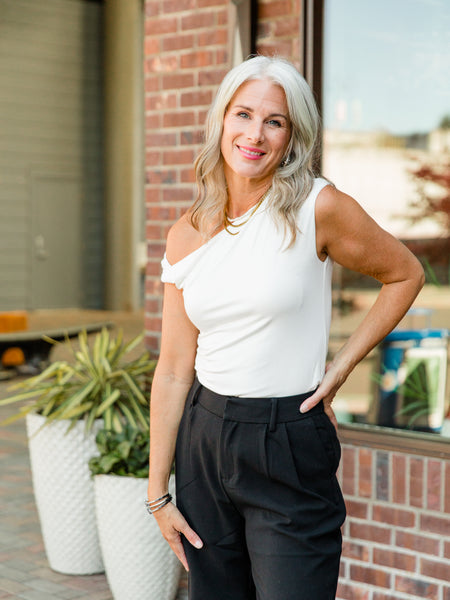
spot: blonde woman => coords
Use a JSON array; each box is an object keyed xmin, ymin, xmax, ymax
[{"xmin": 147, "ymin": 56, "xmax": 424, "ymax": 600}]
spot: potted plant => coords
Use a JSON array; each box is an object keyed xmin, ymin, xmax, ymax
[
  {"xmin": 89, "ymin": 426, "xmax": 182, "ymax": 600},
  {"xmin": 0, "ymin": 328, "xmax": 156, "ymax": 575}
]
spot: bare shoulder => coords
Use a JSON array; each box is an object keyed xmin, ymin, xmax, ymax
[
  {"xmin": 166, "ymin": 212, "xmax": 204, "ymax": 265},
  {"xmin": 315, "ymin": 184, "xmax": 364, "ymax": 223}
]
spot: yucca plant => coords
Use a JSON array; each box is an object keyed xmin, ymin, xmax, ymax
[{"xmin": 0, "ymin": 328, "xmax": 156, "ymax": 433}]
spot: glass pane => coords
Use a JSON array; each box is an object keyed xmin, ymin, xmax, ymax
[
  {"xmin": 322, "ymin": 0, "xmax": 450, "ymax": 239},
  {"xmin": 322, "ymin": 0, "xmax": 450, "ymax": 433}
]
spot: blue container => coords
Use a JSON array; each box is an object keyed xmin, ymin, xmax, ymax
[{"xmin": 374, "ymin": 328, "xmax": 449, "ymax": 432}]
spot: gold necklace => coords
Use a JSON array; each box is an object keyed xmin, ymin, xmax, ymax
[{"xmin": 223, "ymin": 188, "xmax": 271, "ymax": 235}]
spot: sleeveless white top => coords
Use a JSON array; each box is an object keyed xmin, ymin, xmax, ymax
[{"xmin": 161, "ymin": 177, "xmax": 333, "ymax": 397}]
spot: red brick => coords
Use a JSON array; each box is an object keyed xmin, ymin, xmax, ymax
[
  {"xmin": 392, "ymin": 454, "xmax": 406, "ymax": 504},
  {"xmin": 259, "ymin": 0, "xmax": 292, "ymax": 19},
  {"xmin": 445, "ymin": 541, "xmax": 450, "ymax": 558},
  {"xmin": 445, "ymin": 462, "xmax": 450, "ymax": 513},
  {"xmin": 146, "ymin": 132, "xmax": 177, "ymax": 148},
  {"xmin": 336, "ymin": 582, "xmax": 370, "ymax": 600},
  {"xmin": 410, "ymin": 457, "xmax": 424, "ymax": 508},
  {"xmin": 198, "ymin": 0, "xmax": 227, "ymax": 6},
  {"xmin": 162, "ymin": 73, "xmax": 195, "ymax": 90},
  {"xmin": 146, "ymin": 92, "xmax": 177, "ymax": 112},
  {"xmin": 147, "ymin": 55, "xmax": 179, "ymax": 75},
  {"xmin": 350, "ymin": 565, "xmax": 390, "ymax": 589},
  {"xmin": 162, "ymin": 34, "xmax": 195, "ymax": 52},
  {"xmin": 145, "ymin": 2, "xmax": 160, "ymax": 18},
  {"xmin": 162, "ymin": 188, "xmax": 195, "ymax": 203},
  {"xmin": 342, "ymin": 446, "xmax": 356, "ymax": 496},
  {"xmin": 345, "ymin": 499, "xmax": 368, "ymax": 519},
  {"xmin": 146, "ymin": 205, "xmax": 177, "ymax": 220},
  {"xmin": 144, "ymin": 37, "xmax": 160, "ymax": 55},
  {"xmin": 215, "ymin": 48, "xmax": 228, "ymax": 65},
  {"xmin": 358, "ymin": 448, "xmax": 373, "ymax": 498},
  {"xmin": 256, "ymin": 40, "xmax": 293, "ymax": 59},
  {"xmin": 444, "ymin": 585, "xmax": 450, "ymax": 600},
  {"xmin": 395, "ymin": 574, "xmax": 438, "ymax": 598},
  {"xmin": 145, "ymin": 113, "xmax": 161, "ymax": 129},
  {"xmin": 395, "ymin": 531, "xmax": 440, "ymax": 556},
  {"xmin": 349, "ymin": 522, "xmax": 391, "ymax": 545},
  {"xmin": 146, "ymin": 224, "xmax": 163, "ymax": 240},
  {"xmin": 198, "ymin": 28, "xmax": 228, "ymax": 47},
  {"xmin": 273, "ymin": 18, "xmax": 301, "ymax": 37},
  {"xmin": 427, "ymin": 459, "xmax": 442, "ymax": 511},
  {"xmin": 145, "ymin": 150, "xmax": 161, "ymax": 167},
  {"xmin": 180, "ymin": 51, "xmax": 215, "ymax": 70},
  {"xmin": 145, "ymin": 262, "xmax": 163, "ymax": 278},
  {"xmin": 373, "ymin": 547, "xmax": 416, "ymax": 572},
  {"xmin": 147, "ymin": 170, "xmax": 177, "ymax": 185},
  {"xmin": 372, "ymin": 505, "xmax": 415, "ymax": 528},
  {"xmin": 144, "ymin": 332, "xmax": 160, "ymax": 352},
  {"xmin": 181, "ymin": 12, "xmax": 215, "ymax": 31},
  {"xmin": 373, "ymin": 594, "xmax": 405, "ymax": 600},
  {"xmin": 420, "ymin": 557, "xmax": 450, "ymax": 581},
  {"xmin": 198, "ymin": 68, "xmax": 229, "ymax": 87},
  {"xmin": 145, "ymin": 16, "xmax": 178, "ymax": 35},
  {"xmin": 181, "ymin": 90, "xmax": 213, "ymax": 107},
  {"xmin": 146, "ymin": 298, "xmax": 162, "ymax": 314},
  {"xmin": 180, "ymin": 168, "xmax": 195, "ymax": 183},
  {"xmin": 420, "ymin": 513, "xmax": 450, "ymax": 537},
  {"xmin": 162, "ymin": 0, "xmax": 195, "ymax": 13},
  {"xmin": 163, "ymin": 149, "xmax": 195, "ymax": 165},
  {"xmin": 342, "ymin": 540, "xmax": 369, "ymax": 562}
]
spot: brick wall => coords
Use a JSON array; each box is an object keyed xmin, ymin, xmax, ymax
[
  {"xmin": 337, "ymin": 445, "xmax": 450, "ymax": 600},
  {"xmin": 144, "ymin": 0, "xmax": 231, "ymax": 350},
  {"xmin": 144, "ymin": 0, "xmax": 302, "ymax": 350}
]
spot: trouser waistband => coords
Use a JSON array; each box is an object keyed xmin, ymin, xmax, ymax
[{"xmin": 190, "ymin": 377, "xmax": 323, "ymax": 432}]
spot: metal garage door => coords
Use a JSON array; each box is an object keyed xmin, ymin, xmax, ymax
[{"xmin": 0, "ymin": 0, "xmax": 104, "ymax": 309}]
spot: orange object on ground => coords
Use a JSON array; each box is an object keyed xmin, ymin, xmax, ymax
[{"xmin": 0, "ymin": 311, "xmax": 28, "ymax": 366}]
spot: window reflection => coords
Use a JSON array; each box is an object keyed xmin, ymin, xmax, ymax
[{"xmin": 322, "ymin": 0, "xmax": 450, "ymax": 432}]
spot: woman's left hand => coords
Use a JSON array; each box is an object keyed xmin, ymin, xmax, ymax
[{"xmin": 299, "ymin": 362, "xmax": 346, "ymax": 430}]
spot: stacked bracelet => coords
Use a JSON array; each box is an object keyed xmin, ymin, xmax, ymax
[{"xmin": 145, "ymin": 493, "xmax": 172, "ymax": 514}]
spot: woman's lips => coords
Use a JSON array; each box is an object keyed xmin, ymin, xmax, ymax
[{"xmin": 237, "ymin": 145, "xmax": 266, "ymax": 160}]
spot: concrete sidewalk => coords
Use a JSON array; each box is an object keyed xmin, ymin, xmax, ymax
[{"xmin": 0, "ymin": 309, "xmax": 187, "ymax": 600}]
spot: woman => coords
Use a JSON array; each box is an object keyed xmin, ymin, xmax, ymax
[{"xmin": 147, "ymin": 56, "xmax": 424, "ymax": 600}]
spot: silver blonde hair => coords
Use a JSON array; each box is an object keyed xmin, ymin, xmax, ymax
[{"xmin": 190, "ymin": 55, "xmax": 321, "ymax": 246}]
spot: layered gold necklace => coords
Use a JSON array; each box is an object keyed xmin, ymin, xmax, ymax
[{"xmin": 223, "ymin": 187, "xmax": 271, "ymax": 235}]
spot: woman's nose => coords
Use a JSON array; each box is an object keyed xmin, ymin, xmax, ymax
[{"xmin": 246, "ymin": 120, "xmax": 264, "ymax": 143}]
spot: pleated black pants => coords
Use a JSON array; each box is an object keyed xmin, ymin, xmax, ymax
[{"xmin": 175, "ymin": 377, "xmax": 346, "ymax": 600}]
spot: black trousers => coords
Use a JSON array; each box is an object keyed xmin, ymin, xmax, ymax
[{"xmin": 175, "ymin": 378, "xmax": 346, "ymax": 600}]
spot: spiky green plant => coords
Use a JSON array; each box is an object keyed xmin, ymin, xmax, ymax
[
  {"xmin": 0, "ymin": 328, "xmax": 156, "ymax": 434},
  {"xmin": 88, "ymin": 426, "xmax": 150, "ymax": 478}
]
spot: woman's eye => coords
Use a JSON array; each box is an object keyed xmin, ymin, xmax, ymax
[
  {"xmin": 268, "ymin": 119, "xmax": 282, "ymax": 127},
  {"xmin": 237, "ymin": 112, "xmax": 250, "ymax": 119}
]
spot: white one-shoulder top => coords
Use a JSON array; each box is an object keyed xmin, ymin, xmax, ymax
[{"xmin": 161, "ymin": 177, "xmax": 333, "ymax": 397}]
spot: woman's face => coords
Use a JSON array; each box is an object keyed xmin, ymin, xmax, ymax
[{"xmin": 220, "ymin": 78, "xmax": 291, "ymax": 186}]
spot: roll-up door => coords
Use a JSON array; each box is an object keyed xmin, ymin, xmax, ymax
[{"xmin": 0, "ymin": 0, "xmax": 104, "ymax": 309}]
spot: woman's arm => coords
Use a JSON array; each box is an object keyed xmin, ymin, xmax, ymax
[
  {"xmin": 148, "ymin": 219, "xmax": 205, "ymax": 570},
  {"xmin": 301, "ymin": 186, "xmax": 425, "ymax": 422}
]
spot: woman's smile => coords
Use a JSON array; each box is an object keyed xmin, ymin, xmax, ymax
[{"xmin": 221, "ymin": 78, "xmax": 290, "ymax": 186}]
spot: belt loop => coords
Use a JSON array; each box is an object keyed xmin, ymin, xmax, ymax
[{"xmin": 269, "ymin": 398, "xmax": 278, "ymax": 432}]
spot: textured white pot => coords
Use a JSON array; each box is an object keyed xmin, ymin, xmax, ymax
[
  {"xmin": 26, "ymin": 413, "xmax": 104, "ymax": 575},
  {"xmin": 94, "ymin": 474, "xmax": 182, "ymax": 600}
]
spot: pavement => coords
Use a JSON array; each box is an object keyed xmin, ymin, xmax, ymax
[{"xmin": 0, "ymin": 309, "xmax": 187, "ymax": 600}]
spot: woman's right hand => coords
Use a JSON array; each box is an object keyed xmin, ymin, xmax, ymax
[{"xmin": 153, "ymin": 501, "xmax": 203, "ymax": 571}]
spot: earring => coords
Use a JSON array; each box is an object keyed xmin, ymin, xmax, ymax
[{"xmin": 280, "ymin": 154, "xmax": 291, "ymax": 167}]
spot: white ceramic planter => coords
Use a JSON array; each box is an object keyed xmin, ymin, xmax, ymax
[
  {"xmin": 94, "ymin": 474, "xmax": 182, "ymax": 600},
  {"xmin": 26, "ymin": 413, "xmax": 104, "ymax": 575}
]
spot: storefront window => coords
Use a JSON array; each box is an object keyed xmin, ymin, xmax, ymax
[{"xmin": 321, "ymin": 0, "xmax": 450, "ymax": 434}]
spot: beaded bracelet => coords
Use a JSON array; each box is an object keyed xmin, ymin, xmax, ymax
[{"xmin": 145, "ymin": 493, "xmax": 172, "ymax": 514}]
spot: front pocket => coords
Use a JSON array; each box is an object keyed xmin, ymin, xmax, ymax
[{"xmin": 311, "ymin": 413, "xmax": 341, "ymax": 476}]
